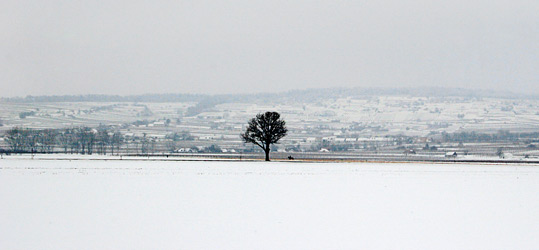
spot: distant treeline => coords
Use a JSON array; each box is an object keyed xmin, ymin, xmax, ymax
[
  {"xmin": 442, "ymin": 131, "xmax": 539, "ymax": 143},
  {"xmin": 2, "ymin": 87, "xmax": 535, "ymax": 104},
  {"xmin": 1, "ymin": 127, "xmax": 206, "ymax": 155},
  {"xmin": 2, "ymin": 94, "xmax": 206, "ymax": 103},
  {"xmin": 3, "ymin": 126, "xmax": 123, "ymax": 155}
]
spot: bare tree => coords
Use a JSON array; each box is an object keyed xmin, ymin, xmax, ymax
[
  {"xmin": 111, "ymin": 132, "xmax": 123, "ymax": 155},
  {"xmin": 41, "ymin": 129, "xmax": 57, "ymax": 153},
  {"xmin": 5, "ymin": 128, "xmax": 24, "ymax": 152},
  {"xmin": 166, "ymin": 139, "xmax": 177, "ymax": 153},
  {"xmin": 241, "ymin": 111, "xmax": 287, "ymax": 161},
  {"xmin": 96, "ymin": 128, "xmax": 110, "ymax": 155},
  {"xmin": 141, "ymin": 133, "xmax": 149, "ymax": 154},
  {"xmin": 57, "ymin": 129, "xmax": 72, "ymax": 153}
]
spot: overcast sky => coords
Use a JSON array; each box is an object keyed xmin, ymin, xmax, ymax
[{"xmin": 1, "ymin": 0, "xmax": 537, "ymax": 97}]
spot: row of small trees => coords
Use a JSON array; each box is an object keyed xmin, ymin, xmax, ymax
[
  {"xmin": 441, "ymin": 131, "xmax": 539, "ymax": 143},
  {"xmin": 2, "ymin": 127, "xmax": 206, "ymax": 155},
  {"xmin": 4, "ymin": 126, "xmax": 123, "ymax": 154}
]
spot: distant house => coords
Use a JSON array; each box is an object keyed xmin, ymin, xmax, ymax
[
  {"xmin": 322, "ymin": 136, "xmax": 336, "ymax": 142},
  {"xmin": 445, "ymin": 152, "xmax": 458, "ymax": 158},
  {"xmin": 199, "ymin": 135, "xmax": 215, "ymax": 140},
  {"xmin": 416, "ymin": 137, "xmax": 429, "ymax": 143},
  {"xmin": 177, "ymin": 148, "xmax": 196, "ymax": 153},
  {"xmin": 152, "ymin": 121, "xmax": 166, "ymax": 127},
  {"xmin": 306, "ymin": 137, "xmax": 317, "ymax": 143},
  {"xmin": 319, "ymin": 148, "xmax": 330, "ymax": 152},
  {"xmin": 403, "ymin": 149, "xmax": 416, "ymax": 155},
  {"xmin": 500, "ymin": 153, "xmax": 513, "ymax": 159}
]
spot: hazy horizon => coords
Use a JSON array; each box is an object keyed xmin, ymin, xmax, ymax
[
  {"xmin": 1, "ymin": 0, "xmax": 537, "ymax": 97},
  {"xmin": 2, "ymin": 86, "xmax": 535, "ymax": 100}
]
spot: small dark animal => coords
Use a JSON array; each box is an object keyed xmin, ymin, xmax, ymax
[{"xmin": 288, "ymin": 155, "xmax": 294, "ymax": 160}]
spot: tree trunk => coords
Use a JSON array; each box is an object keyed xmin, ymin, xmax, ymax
[{"xmin": 265, "ymin": 149, "xmax": 270, "ymax": 161}]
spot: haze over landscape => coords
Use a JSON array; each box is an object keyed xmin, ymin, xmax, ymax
[
  {"xmin": 2, "ymin": 1, "xmax": 539, "ymax": 249},
  {"xmin": 1, "ymin": 0, "xmax": 538, "ymax": 97}
]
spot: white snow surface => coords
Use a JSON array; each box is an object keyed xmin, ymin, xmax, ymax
[{"xmin": 1, "ymin": 159, "xmax": 539, "ymax": 250}]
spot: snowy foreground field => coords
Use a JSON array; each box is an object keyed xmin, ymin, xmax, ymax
[{"xmin": 1, "ymin": 159, "xmax": 539, "ymax": 250}]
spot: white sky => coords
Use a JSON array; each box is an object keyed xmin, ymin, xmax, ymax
[{"xmin": 1, "ymin": 0, "xmax": 537, "ymax": 97}]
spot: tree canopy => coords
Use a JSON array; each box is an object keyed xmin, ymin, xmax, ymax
[{"xmin": 241, "ymin": 111, "xmax": 287, "ymax": 161}]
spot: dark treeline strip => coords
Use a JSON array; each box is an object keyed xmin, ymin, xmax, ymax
[
  {"xmin": 2, "ymin": 87, "xmax": 535, "ymax": 104},
  {"xmin": 1, "ymin": 127, "xmax": 217, "ymax": 155},
  {"xmin": 2, "ymin": 94, "xmax": 206, "ymax": 103},
  {"xmin": 442, "ymin": 131, "xmax": 539, "ymax": 143},
  {"xmin": 4, "ymin": 126, "xmax": 124, "ymax": 155}
]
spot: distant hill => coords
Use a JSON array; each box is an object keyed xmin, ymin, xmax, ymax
[{"xmin": 1, "ymin": 87, "xmax": 535, "ymax": 103}]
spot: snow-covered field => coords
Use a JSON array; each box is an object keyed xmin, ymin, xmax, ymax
[{"xmin": 1, "ymin": 159, "xmax": 538, "ymax": 249}]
